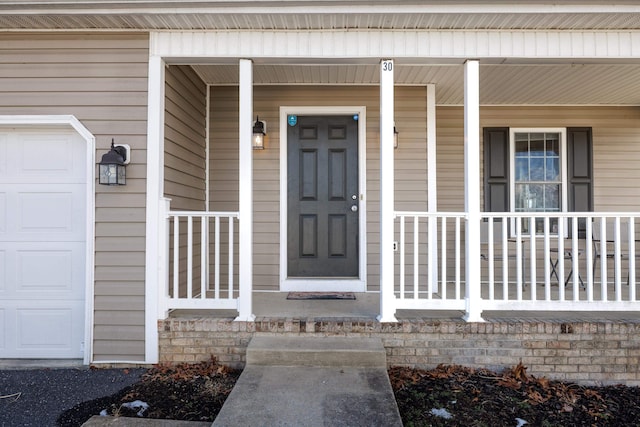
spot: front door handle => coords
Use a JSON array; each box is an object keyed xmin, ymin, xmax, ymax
[{"xmin": 351, "ymin": 205, "xmax": 358, "ymax": 212}]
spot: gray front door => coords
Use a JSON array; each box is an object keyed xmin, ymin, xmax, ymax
[{"xmin": 287, "ymin": 115, "xmax": 359, "ymax": 277}]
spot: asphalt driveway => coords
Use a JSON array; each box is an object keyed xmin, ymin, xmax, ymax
[{"xmin": 0, "ymin": 366, "xmax": 146, "ymax": 427}]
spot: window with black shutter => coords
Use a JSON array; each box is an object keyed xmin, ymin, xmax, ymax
[{"xmin": 483, "ymin": 126, "xmax": 593, "ymax": 236}]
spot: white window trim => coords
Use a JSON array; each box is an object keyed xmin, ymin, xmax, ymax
[
  {"xmin": 509, "ymin": 127, "xmax": 568, "ymax": 237},
  {"xmin": 279, "ymin": 106, "xmax": 367, "ymax": 292}
]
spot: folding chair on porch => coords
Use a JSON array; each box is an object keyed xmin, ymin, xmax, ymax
[
  {"xmin": 480, "ymin": 220, "xmax": 526, "ymax": 287},
  {"xmin": 592, "ymin": 219, "xmax": 637, "ymax": 285}
]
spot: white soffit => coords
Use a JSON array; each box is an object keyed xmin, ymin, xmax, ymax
[{"xmin": 0, "ymin": 13, "xmax": 639, "ymax": 31}]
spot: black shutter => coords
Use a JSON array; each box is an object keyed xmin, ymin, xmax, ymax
[
  {"xmin": 483, "ymin": 127, "xmax": 510, "ymax": 213},
  {"xmin": 567, "ymin": 127, "xmax": 593, "ymax": 238}
]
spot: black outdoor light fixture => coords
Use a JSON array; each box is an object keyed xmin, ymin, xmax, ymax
[
  {"xmin": 252, "ymin": 116, "xmax": 266, "ymax": 150},
  {"xmin": 99, "ymin": 138, "xmax": 129, "ymax": 185}
]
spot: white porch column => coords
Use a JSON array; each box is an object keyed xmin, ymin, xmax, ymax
[
  {"xmin": 463, "ymin": 60, "xmax": 484, "ymax": 322},
  {"xmin": 236, "ymin": 59, "xmax": 255, "ymax": 322},
  {"xmin": 378, "ymin": 59, "xmax": 397, "ymax": 322},
  {"xmin": 426, "ymin": 84, "xmax": 439, "ymax": 288},
  {"xmin": 144, "ymin": 54, "xmax": 165, "ymax": 364}
]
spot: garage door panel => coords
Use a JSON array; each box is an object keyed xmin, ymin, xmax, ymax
[
  {"xmin": 0, "ymin": 192, "xmax": 5, "ymax": 234},
  {"xmin": 0, "ymin": 242, "xmax": 84, "ymax": 298},
  {"xmin": 0, "ymin": 134, "xmax": 6, "ymax": 176},
  {"xmin": 21, "ymin": 136, "xmax": 73, "ymax": 174},
  {"xmin": 17, "ymin": 309, "xmax": 73, "ymax": 348},
  {"xmin": 18, "ymin": 250, "xmax": 73, "ymax": 292},
  {"xmin": 0, "ymin": 303, "xmax": 84, "ymax": 358},
  {"xmin": 19, "ymin": 191, "xmax": 74, "ymax": 233},
  {"xmin": 3, "ymin": 185, "xmax": 85, "ymax": 241},
  {"xmin": 0, "ymin": 250, "xmax": 5, "ymax": 292},
  {"xmin": 15, "ymin": 134, "xmax": 84, "ymax": 184},
  {"xmin": 0, "ymin": 309, "xmax": 4, "ymax": 350},
  {"xmin": 1, "ymin": 286, "xmax": 84, "ymax": 359}
]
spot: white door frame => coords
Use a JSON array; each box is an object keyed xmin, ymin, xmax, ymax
[
  {"xmin": 279, "ymin": 106, "xmax": 367, "ymax": 292},
  {"xmin": 0, "ymin": 115, "xmax": 95, "ymax": 364}
]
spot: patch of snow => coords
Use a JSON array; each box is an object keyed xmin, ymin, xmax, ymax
[
  {"xmin": 99, "ymin": 409, "xmax": 108, "ymax": 416},
  {"xmin": 430, "ymin": 408, "xmax": 453, "ymax": 419},
  {"xmin": 121, "ymin": 400, "xmax": 149, "ymax": 417},
  {"xmin": 515, "ymin": 418, "xmax": 528, "ymax": 427}
]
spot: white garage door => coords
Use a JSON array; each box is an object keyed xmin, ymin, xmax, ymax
[{"xmin": 0, "ymin": 129, "xmax": 86, "ymax": 359}]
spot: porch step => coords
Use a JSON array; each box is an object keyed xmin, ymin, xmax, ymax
[
  {"xmin": 213, "ymin": 336, "xmax": 402, "ymax": 426},
  {"xmin": 246, "ymin": 335, "xmax": 387, "ymax": 367}
]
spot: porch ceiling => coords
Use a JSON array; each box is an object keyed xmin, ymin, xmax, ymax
[{"xmin": 193, "ymin": 63, "xmax": 640, "ymax": 105}]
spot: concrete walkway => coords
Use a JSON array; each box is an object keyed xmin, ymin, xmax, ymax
[{"xmin": 212, "ymin": 336, "xmax": 403, "ymax": 427}]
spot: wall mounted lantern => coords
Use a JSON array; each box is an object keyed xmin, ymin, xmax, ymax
[
  {"xmin": 252, "ymin": 116, "xmax": 266, "ymax": 150},
  {"xmin": 394, "ymin": 124, "xmax": 399, "ymax": 149},
  {"xmin": 99, "ymin": 139, "xmax": 130, "ymax": 185}
]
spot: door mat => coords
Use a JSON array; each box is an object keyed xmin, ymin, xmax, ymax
[{"xmin": 286, "ymin": 292, "xmax": 356, "ymax": 300}]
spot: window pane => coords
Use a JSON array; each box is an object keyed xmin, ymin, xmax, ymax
[
  {"xmin": 515, "ymin": 184, "xmax": 545, "ymax": 211},
  {"xmin": 545, "ymin": 134, "xmax": 559, "ymax": 156},
  {"xmin": 545, "ymin": 157, "xmax": 559, "ymax": 181},
  {"xmin": 530, "ymin": 133, "xmax": 544, "ymax": 156},
  {"xmin": 544, "ymin": 184, "xmax": 560, "ymax": 211},
  {"xmin": 530, "ymin": 158, "xmax": 545, "ymax": 181},
  {"xmin": 515, "ymin": 140, "xmax": 528, "ymax": 157},
  {"xmin": 515, "ymin": 184, "xmax": 528, "ymax": 211},
  {"xmin": 527, "ymin": 184, "xmax": 544, "ymax": 211},
  {"xmin": 515, "ymin": 158, "xmax": 529, "ymax": 181}
]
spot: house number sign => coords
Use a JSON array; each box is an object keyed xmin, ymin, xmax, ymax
[{"xmin": 382, "ymin": 60, "xmax": 393, "ymax": 71}]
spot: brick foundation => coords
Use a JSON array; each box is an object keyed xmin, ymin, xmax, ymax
[{"xmin": 158, "ymin": 316, "xmax": 640, "ymax": 386}]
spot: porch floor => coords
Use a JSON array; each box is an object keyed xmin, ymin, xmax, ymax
[{"xmin": 168, "ymin": 291, "xmax": 640, "ymax": 323}]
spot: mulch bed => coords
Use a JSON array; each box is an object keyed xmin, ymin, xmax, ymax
[
  {"xmin": 57, "ymin": 358, "xmax": 640, "ymax": 426},
  {"xmin": 390, "ymin": 363, "xmax": 640, "ymax": 426},
  {"xmin": 57, "ymin": 357, "xmax": 240, "ymax": 426}
]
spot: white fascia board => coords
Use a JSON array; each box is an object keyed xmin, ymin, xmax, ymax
[
  {"xmin": 152, "ymin": 30, "xmax": 640, "ymax": 61},
  {"xmin": 5, "ymin": 2, "xmax": 640, "ymax": 15}
]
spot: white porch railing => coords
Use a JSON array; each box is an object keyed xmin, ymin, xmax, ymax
[
  {"xmin": 162, "ymin": 210, "xmax": 239, "ymax": 311},
  {"xmin": 394, "ymin": 211, "xmax": 640, "ymax": 317},
  {"xmin": 159, "ymin": 209, "xmax": 640, "ymax": 320},
  {"xmin": 394, "ymin": 212, "xmax": 468, "ymax": 312}
]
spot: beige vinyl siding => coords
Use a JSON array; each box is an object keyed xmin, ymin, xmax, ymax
[
  {"xmin": 164, "ymin": 65, "xmax": 207, "ymax": 210},
  {"xmin": 0, "ymin": 33, "xmax": 149, "ymax": 361},
  {"xmin": 209, "ymin": 85, "xmax": 428, "ymax": 291}
]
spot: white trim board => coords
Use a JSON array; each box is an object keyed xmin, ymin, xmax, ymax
[
  {"xmin": 279, "ymin": 106, "xmax": 367, "ymax": 293},
  {"xmin": 152, "ymin": 30, "xmax": 640, "ymax": 62},
  {"xmin": 143, "ymin": 55, "xmax": 166, "ymax": 365},
  {"xmin": 0, "ymin": 115, "xmax": 95, "ymax": 365}
]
